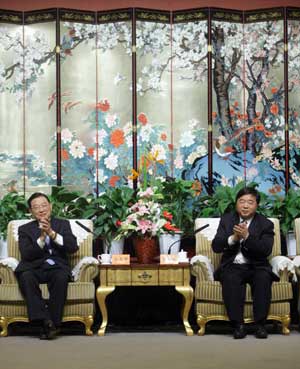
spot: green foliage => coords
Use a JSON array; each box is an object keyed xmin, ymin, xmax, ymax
[
  {"xmin": 49, "ymin": 186, "xmax": 90, "ymax": 219},
  {"xmin": 0, "ymin": 192, "xmax": 29, "ymax": 239},
  {"xmin": 157, "ymin": 178, "xmax": 197, "ymax": 236},
  {"xmin": 271, "ymin": 188, "xmax": 300, "ymax": 235},
  {"xmin": 83, "ymin": 185, "xmax": 135, "ymax": 245}
]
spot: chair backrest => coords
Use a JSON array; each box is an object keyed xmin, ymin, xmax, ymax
[
  {"xmin": 7, "ymin": 219, "xmax": 94, "ymax": 268},
  {"xmin": 295, "ymin": 218, "xmax": 300, "ymax": 255},
  {"xmin": 195, "ymin": 217, "xmax": 281, "ymax": 269}
]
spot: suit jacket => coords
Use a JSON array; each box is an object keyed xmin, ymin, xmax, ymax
[
  {"xmin": 211, "ymin": 211, "xmax": 278, "ymax": 281},
  {"xmin": 15, "ymin": 217, "xmax": 78, "ymax": 276}
]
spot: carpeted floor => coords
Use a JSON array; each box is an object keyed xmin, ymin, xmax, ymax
[{"xmin": 0, "ymin": 324, "xmax": 299, "ymax": 369}]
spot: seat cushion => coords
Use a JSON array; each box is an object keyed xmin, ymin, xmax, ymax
[
  {"xmin": 0, "ymin": 282, "xmax": 95, "ymax": 302},
  {"xmin": 195, "ymin": 280, "xmax": 293, "ymax": 302}
]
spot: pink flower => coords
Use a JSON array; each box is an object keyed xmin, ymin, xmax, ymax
[{"xmin": 136, "ymin": 219, "xmax": 152, "ymax": 234}]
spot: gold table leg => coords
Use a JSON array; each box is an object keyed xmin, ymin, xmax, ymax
[
  {"xmin": 96, "ymin": 285, "xmax": 115, "ymax": 336},
  {"xmin": 175, "ymin": 285, "xmax": 194, "ymax": 336}
]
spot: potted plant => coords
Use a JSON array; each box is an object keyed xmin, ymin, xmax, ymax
[
  {"xmin": 116, "ymin": 186, "xmax": 179, "ymax": 262},
  {"xmin": 269, "ymin": 188, "xmax": 300, "ymax": 256},
  {"xmin": 0, "ymin": 191, "xmax": 29, "ymax": 258},
  {"xmin": 83, "ymin": 185, "xmax": 135, "ymax": 253}
]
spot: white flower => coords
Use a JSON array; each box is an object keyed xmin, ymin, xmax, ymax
[
  {"xmin": 97, "ymin": 169, "xmax": 108, "ymax": 184},
  {"xmin": 123, "ymin": 122, "xmax": 132, "ymax": 136},
  {"xmin": 61, "ymin": 128, "xmax": 73, "ymax": 143},
  {"xmin": 98, "ymin": 129, "xmax": 108, "ymax": 145},
  {"xmin": 105, "ymin": 114, "xmax": 117, "ymax": 128},
  {"xmin": 140, "ymin": 125, "xmax": 153, "ymax": 142},
  {"xmin": 174, "ymin": 154, "xmax": 183, "ymax": 169},
  {"xmin": 151, "ymin": 144, "xmax": 166, "ymax": 161},
  {"xmin": 69, "ymin": 140, "xmax": 86, "ymax": 159},
  {"xmin": 180, "ymin": 131, "xmax": 195, "ymax": 147},
  {"xmin": 186, "ymin": 152, "xmax": 199, "ymax": 165},
  {"xmin": 104, "ymin": 152, "xmax": 118, "ymax": 170},
  {"xmin": 97, "ymin": 147, "xmax": 107, "ymax": 159}
]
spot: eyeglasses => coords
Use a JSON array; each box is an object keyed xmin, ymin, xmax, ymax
[{"xmin": 31, "ymin": 203, "xmax": 49, "ymax": 211}]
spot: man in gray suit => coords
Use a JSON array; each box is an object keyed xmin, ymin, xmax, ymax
[
  {"xmin": 212, "ymin": 187, "xmax": 277, "ymax": 339},
  {"xmin": 15, "ymin": 192, "xmax": 78, "ymax": 339}
]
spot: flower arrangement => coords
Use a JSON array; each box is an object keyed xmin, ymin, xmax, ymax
[{"xmin": 116, "ymin": 187, "xmax": 179, "ymax": 240}]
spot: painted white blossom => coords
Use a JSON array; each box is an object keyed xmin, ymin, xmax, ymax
[
  {"xmin": 105, "ymin": 113, "xmax": 117, "ymax": 128},
  {"xmin": 180, "ymin": 131, "xmax": 195, "ymax": 147},
  {"xmin": 140, "ymin": 124, "xmax": 153, "ymax": 142},
  {"xmin": 98, "ymin": 129, "xmax": 108, "ymax": 145},
  {"xmin": 174, "ymin": 154, "xmax": 183, "ymax": 169},
  {"xmin": 104, "ymin": 152, "xmax": 118, "ymax": 170},
  {"xmin": 61, "ymin": 128, "xmax": 73, "ymax": 143},
  {"xmin": 69, "ymin": 140, "xmax": 86, "ymax": 159},
  {"xmin": 97, "ymin": 169, "xmax": 108, "ymax": 184},
  {"xmin": 151, "ymin": 144, "xmax": 166, "ymax": 161},
  {"xmin": 186, "ymin": 152, "xmax": 199, "ymax": 165}
]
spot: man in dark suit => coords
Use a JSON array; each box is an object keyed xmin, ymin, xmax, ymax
[
  {"xmin": 212, "ymin": 187, "xmax": 277, "ymax": 339},
  {"xmin": 15, "ymin": 192, "xmax": 78, "ymax": 339}
]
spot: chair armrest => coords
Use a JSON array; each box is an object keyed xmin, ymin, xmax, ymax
[
  {"xmin": 292, "ymin": 255, "xmax": 300, "ymax": 279},
  {"xmin": 0, "ymin": 258, "xmax": 19, "ymax": 284},
  {"xmin": 270, "ymin": 256, "xmax": 297, "ymax": 282},
  {"xmin": 191, "ymin": 255, "xmax": 214, "ymax": 281},
  {"xmin": 72, "ymin": 256, "xmax": 99, "ymax": 282}
]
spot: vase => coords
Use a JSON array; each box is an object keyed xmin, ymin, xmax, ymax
[
  {"xmin": 133, "ymin": 237, "xmax": 158, "ymax": 264},
  {"xmin": 159, "ymin": 233, "xmax": 182, "ymax": 254},
  {"xmin": 103, "ymin": 238, "xmax": 125, "ymax": 255}
]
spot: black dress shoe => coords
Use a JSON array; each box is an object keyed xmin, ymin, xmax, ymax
[
  {"xmin": 233, "ymin": 324, "xmax": 247, "ymax": 339},
  {"xmin": 40, "ymin": 320, "xmax": 57, "ymax": 340},
  {"xmin": 255, "ymin": 324, "xmax": 268, "ymax": 339}
]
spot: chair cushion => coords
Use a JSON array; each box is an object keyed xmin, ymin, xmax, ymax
[
  {"xmin": 0, "ymin": 282, "xmax": 95, "ymax": 302},
  {"xmin": 195, "ymin": 280, "xmax": 293, "ymax": 302}
]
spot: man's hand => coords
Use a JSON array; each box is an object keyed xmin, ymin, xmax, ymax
[
  {"xmin": 232, "ymin": 222, "xmax": 249, "ymax": 242},
  {"xmin": 38, "ymin": 218, "xmax": 53, "ymax": 240}
]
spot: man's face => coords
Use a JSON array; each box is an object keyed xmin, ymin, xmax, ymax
[
  {"xmin": 30, "ymin": 196, "xmax": 52, "ymax": 221},
  {"xmin": 236, "ymin": 194, "xmax": 258, "ymax": 220}
]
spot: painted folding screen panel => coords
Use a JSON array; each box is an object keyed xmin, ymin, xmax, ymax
[
  {"xmin": 288, "ymin": 17, "xmax": 300, "ymax": 189},
  {"xmin": 211, "ymin": 17, "xmax": 246, "ymax": 188},
  {"xmin": 24, "ymin": 20, "xmax": 57, "ymax": 195},
  {"xmin": 172, "ymin": 16, "xmax": 208, "ymax": 188},
  {"xmin": 0, "ymin": 22, "xmax": 24, "ymax": 198},
  {"xmin": 96, "ymin": 17, "xmax": 132, "ymax": 189},
  {"xmin": 243, "ymin": 17, "xmax": 285, "ymax": 195},
  {"xmin": 60, "ymin": 18, "xmax": 97, "ymax": 193},
  {"xmin": 136, "ymin": 15, "xmax": 172, "ymax": 181}
]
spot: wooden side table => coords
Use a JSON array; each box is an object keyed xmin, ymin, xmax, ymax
[{"xmin": 96, "ymin": 263, "xmax": 194, "ymax": 336}]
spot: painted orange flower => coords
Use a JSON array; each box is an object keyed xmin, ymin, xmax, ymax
[
  {"xmin": 138, "ymin": 112, "xmax": 148, "ymax": 125},
  {"xmin": 161, "ymin": 133, "xmax": 167, "ymax": 141},
  {"xmin": 264, "ymin": 130, "xmax": 273, "ymax": 138},
  {"xmin": 61, "ymin": 149, "xmax": 69, "ymax": 160},
  {"xmin": 96, "ymin": 99, "xmax": 110, "ymax": 112},
  {"xmin": 87, "ymin": 147, "xmax": 95, "ymax": 157},
  {"xmin": 109, "ymin": 175, "xmax": 121, "ymax": 187},
  {"xmin": 255, "ymin": 123, "xmax": 264, "ymax": 131},
  {"xmin": 269, "ymin": 184, "xmax": 282, "ymax": 194},
  {"xmin": 168, "ymin": 144, "xmax": 174, "ymax": 151},
  {"xmin": 110, "ymin": 129, "xmax": 124, "ymax": 148},
  {"xmin": 234, "ymin": 101, "xmax": 239, "ymax": 107},
  {"xmin": 271, "ymin": 87, "xmax": 278, "ymax": 94},
  {"xmin": 270, "ymin": 104, "xmax": 279, "ymax": 115},
  {"xmin": 212, "ymin": 112, "xmax": 217, "ymax": 118}
]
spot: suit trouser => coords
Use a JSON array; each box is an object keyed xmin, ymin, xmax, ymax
[
  {"xmin": 220, "ymin": 263, "xmax": 273, "ymax": 324},
  {"xmin": 17, "ymin": 266, "xmax": 69, "ymax": 327}
]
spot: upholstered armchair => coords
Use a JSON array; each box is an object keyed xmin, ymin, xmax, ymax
[
  {"xmin": 191, "ymin": 218, "xmax": 293, "ymax": 336},
  {"xmin": 0, "ymin": 219, "xmax": 98, "ymax": 337}
]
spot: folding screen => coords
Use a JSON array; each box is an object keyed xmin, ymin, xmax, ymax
[{"xmin": 0, "ymin": 7, "xmax": 300, "ymax": 197}]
